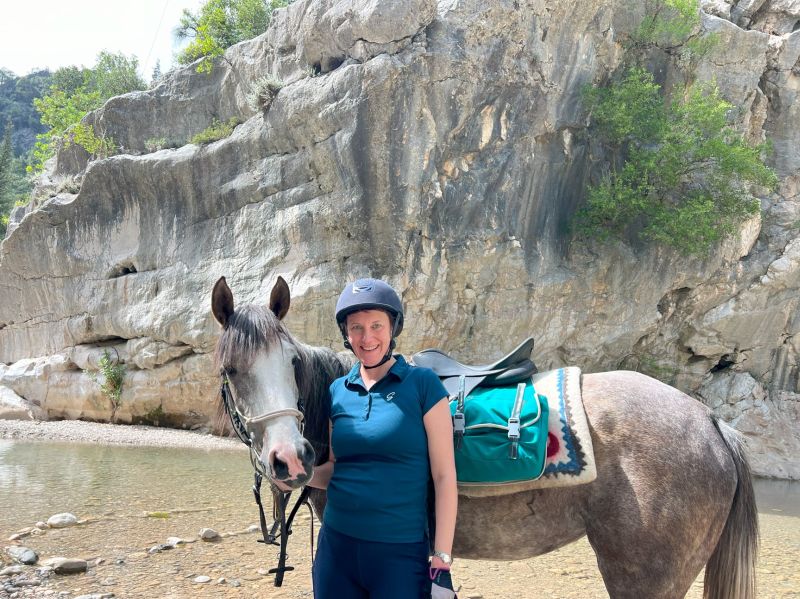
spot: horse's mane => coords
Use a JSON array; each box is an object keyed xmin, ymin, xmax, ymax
[
  {"xmin": 295, "ymin": 343, "xmax": 352, "ymax": 463},
  {"xmin": 212, "ymin": 302, "xmax": 352, "ymax": 464}
]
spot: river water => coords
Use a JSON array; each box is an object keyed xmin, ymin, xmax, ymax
[{"xmin": 1, "ymin": 439, "xmax": 798, "ymax": 598}]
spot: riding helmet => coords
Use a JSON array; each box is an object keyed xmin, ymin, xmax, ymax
[{"xmin": 335, "ymin": 278, "xmax": 404, "ymax": 337}]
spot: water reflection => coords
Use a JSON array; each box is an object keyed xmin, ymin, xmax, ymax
[
  {"xmin": 754, "ymin": 478, "xmax": 800, "ymax": 517},
  {"xmin": 0, "ymin": 440, "xmax": 252, "ymax": 530}
]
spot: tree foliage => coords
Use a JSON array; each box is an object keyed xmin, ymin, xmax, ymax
[
  {"xmin": 0, "ymin": 121, "xmax": 31, "ymax": 237},
  {"xmin": 578, "ymin": 68, "xmax": 777, "ymax": 255},
  {"xmin": 575, "ymin": 0, "xmax": 777, "ymax": 256},
  {"xmin": 175, "ymin": 0, "xmax": 290, "ymax": 73},
  {"xmin": 29, "ymin": 52, "xmax": 146, "ymax": 173},
  {"xmin": 0, "ymin": 69, "xmax": 52, "ymax": 155}
]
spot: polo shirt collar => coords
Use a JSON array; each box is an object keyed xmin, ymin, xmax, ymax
[{"xmin": 345, "ymin": 355, "xmax": 412, "ymax": 389}]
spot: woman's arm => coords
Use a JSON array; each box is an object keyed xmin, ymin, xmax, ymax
[{"xmin": 424, "ymin": 398, "xmax": 458, "ymax": 569}]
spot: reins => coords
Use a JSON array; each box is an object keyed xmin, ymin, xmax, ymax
[{"xmin": 220, "ymin": 375, "xmax": 315, "ymax": 587}]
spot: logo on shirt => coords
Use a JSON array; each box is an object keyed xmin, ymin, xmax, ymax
[{"xmin": 385, "ymin": 392, "xmax": 396, "ymax": 402}]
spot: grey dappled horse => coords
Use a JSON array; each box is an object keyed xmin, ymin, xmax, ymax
[{"xmin": 212, "ymin": 276, "xmax": 758, "ymax": 599}]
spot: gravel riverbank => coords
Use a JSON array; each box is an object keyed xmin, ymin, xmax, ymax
[{"xmin": 0, "ymin": 419, "xmax": 244, "ymax": 452}]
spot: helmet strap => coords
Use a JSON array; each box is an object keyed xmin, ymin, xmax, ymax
[{"xmin": 363, "ymin": 338, "xmax": 396, "ymax": 370}]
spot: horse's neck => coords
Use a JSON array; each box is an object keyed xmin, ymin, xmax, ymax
[{"xmin": 295, "ymin": 342, "xmax": 352, "ymax": 458}]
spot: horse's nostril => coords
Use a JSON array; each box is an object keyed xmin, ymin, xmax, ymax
[{"xmin": 271, "ymin": 456, "xmax": 290, "ymax": 479}]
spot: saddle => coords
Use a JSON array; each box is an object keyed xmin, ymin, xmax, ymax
[{"xmin": 410, "ymin": 337, "xmax": 537, "ymax": 399}]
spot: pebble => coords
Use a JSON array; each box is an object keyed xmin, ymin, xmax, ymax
[
  {"xmin": 199, "ymin": 528, "xmax": 220, "ymax": 541},
  {"xmin": 193, "ymin": 575, "xmax": 211, "ymax": 583},
  {"xmin": 74, "ymin": 594, "xmax": 115, "ymax": 599},
  {"xmin": 147, "ymin": 544, "xmax": 173, "ymax": 554},
  {"xmin": 165, "ymin": 537, "xmax": 184, "ymax": 547},
  {"xmin": 46, "ymin": 513, "xmax": 78, "ymax": 529},
  {"xmin": 0, "ymin": 565, "xmax": 26, "ymax": 576},
  {"xmin": 41, "ymin": 557, "xmax": 88, "ymax": 574},
  {"xmin": 6, "ymin": 546, "xmax": 39, "ymax": 565},
  {"xmin": 34, "ymin": 522, "xmax": 48, "ymax": 530}
]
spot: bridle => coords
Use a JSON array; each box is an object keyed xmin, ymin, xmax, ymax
[
  {"xmin": 220, "ymin": 373, "xmax": 305, "ymax": 473},
  {"xmin": 220, "ymin": 372, "xmax": 315, "ymax": 587}
]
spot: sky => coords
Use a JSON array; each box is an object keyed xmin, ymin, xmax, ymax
[{"xmin": 0, "ymin": 0, "xmax": 205, "ymax": 79}]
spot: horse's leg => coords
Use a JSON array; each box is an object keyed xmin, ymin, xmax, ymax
[{"xmin": 581, "ymin": 371, "xmax": 738, "ymax": 599}]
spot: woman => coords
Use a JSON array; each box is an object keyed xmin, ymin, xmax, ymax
[{"xmin": 308, "ymin": 278, "xmax": 458, "ymax": 598}]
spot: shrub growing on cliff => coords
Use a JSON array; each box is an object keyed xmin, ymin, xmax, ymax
[
  {"xmin": 176, "ymin": 0, "xmax": 292, "ymax": 74},
  {"xmin": 578, "ymin": 68, "xmax": 777, "ymax": 255},
  {"xmin": 190, "ymin": 117, "xmax": 242, "ymax": 145},
  {"xmin": 91, "ymin": 350, "xmax": 126, "ymax": 409},
  {"xmin": 247, "ymin": 75, "xmax": 284, "ymax": 111}
]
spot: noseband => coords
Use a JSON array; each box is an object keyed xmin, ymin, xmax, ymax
[
  {"xmin": 220, "ymin": 374, "xmax": 305, "ymax": 473},
  {"xmin": 220, "ymin": 374, "xmax": 313, "ymax": 587}
]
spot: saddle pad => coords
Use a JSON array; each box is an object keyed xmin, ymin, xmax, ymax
[{"xmin": 457, "ymin": 367, "xmax": 597, "ymax": 497}]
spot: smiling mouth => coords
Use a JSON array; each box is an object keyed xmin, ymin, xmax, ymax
[{"xmin": 361, "ymin": 345, "xmax": 379, "ymax": 351}]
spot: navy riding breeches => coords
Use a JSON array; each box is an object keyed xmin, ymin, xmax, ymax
[{"xmin": 312, "ymin": 524, "xmax": 430, "ymax": 599}]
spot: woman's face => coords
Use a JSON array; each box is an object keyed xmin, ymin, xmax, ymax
[{"xmin": 345, "ymin": 309, "xmax": 392, "ymax": 367}]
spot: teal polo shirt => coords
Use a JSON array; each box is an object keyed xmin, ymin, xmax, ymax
[{"xmin": 325, "ymin": 355, "xmax": 448, "ymax": 543}]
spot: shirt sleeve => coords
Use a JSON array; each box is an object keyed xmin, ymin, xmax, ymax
[{"xmin": 418, "ymin": 367, "xmax": 449, "ymax": 415}]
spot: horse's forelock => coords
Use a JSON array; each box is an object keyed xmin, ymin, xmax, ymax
[{"xmin": 214, "ymin": 304, "xmax": 289, "ymax": 371}]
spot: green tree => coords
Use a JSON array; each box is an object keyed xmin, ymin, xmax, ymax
[
  {"xmin": 175, "ymin": 0, "xmax": 290, "ymax": 73},
  {"xmin": 29, "ymin": 52, "xmax": 146, "ymax": 173},
  {"xmin": 151, "ymin": 60, "xmax": 163, "ymax": 87},
  {"xmin": 0, "ymin": 69, "xmax": 52, "ymax": 155},
  {"xmin": 0, "ymin": 121, "xmax": 13, "ymax": 203},
  {"xmin": 578, "ymin": 69, "xmax": 777, "ymax": 255},
  {"xmin": 0, "ymin": 121, "xmax": 17, "ymax": 237}
]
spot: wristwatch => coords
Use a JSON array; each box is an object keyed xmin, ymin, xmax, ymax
[{"xmin": 431, "ymin": 550, "xmax": 453, "ymax": 566}]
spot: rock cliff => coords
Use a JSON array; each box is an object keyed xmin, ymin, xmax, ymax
[{"xmin": 1, "ymin": 0, "xmax": 798, "ymax": 478}]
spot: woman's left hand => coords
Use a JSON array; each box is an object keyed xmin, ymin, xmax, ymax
[{"xmin": 429, "ymin": 566, "xmax": 457, "ymax": 599}]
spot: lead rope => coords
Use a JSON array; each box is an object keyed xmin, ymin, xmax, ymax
[
  {"xmin": 251, "ymin": 464, "xmax": 314, "ymax": 586},
  {"xmin": 221, "ymin": 378, "xmax": 313, "ymax": 587}
]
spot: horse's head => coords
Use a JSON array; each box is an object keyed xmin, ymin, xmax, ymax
[{"xmin": 211, "ymin": 276, "xmax": 314, "ymax": 489}]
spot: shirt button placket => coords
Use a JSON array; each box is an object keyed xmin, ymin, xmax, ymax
[{"xmin": 364, "ymin": 391, "xmax": 372, "ymax": 420}]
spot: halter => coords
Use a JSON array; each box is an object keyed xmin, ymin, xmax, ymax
[{"xmin": 219, "ymin": 373, "xmax": 314, "ymax": 587}]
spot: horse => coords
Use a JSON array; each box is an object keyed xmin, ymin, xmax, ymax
[{"xmin": 211, "ymin": 276, "xmax": 758, "ymax": 599}]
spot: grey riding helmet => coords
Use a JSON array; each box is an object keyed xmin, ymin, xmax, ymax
[{"xmin": 335, "ymin": 278, "xmax": 404, "ymax": 351}]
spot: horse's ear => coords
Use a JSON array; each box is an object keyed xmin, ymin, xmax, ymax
[
  {"xmin": 269, "ymin": 276, "xmax": 291, "ymax": 320},
  {"xmin": 212, "ymin": 276, "xmax": 235, "ymax": 327}
]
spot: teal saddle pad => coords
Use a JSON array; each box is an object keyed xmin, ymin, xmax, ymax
[{"xmin": 449, "ymin": 380, "xmax": 549, "ymax": 484}]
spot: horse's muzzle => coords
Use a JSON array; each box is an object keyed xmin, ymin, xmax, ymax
[{"xmin": 267, "ymin": 439, "xmax": 315, "ymax": 487}]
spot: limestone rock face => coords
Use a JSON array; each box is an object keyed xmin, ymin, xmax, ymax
[{"xmin": 1, "ymin": 0, "xmax": 798, "ymax": 477}]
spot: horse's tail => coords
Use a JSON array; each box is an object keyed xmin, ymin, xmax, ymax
[{"xmin": 704, "ymin": 416, "xmax": 759, "ymax": 599}]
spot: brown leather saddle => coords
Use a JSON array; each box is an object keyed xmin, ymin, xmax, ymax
[{"xmin": 410, "ymin": 337, "xmax": 537, "ymax": 400}]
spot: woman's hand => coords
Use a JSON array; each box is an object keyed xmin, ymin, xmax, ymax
[{"xmin": 429, "ymin": 566, "xmax": 457, "ymax": 599}]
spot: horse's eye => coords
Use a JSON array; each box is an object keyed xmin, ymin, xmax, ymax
[{"xmin": 225, "ymin": 367, "xmax": 237, "ymax": 376}]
